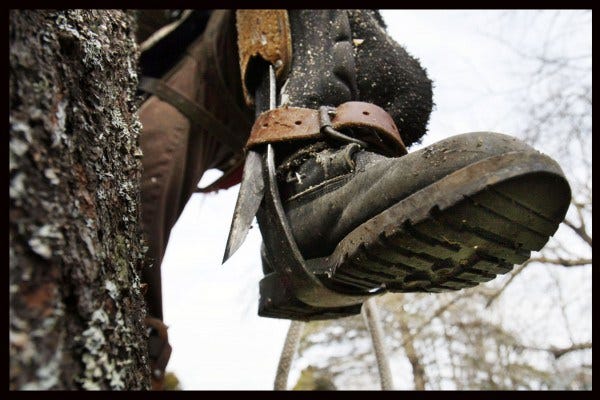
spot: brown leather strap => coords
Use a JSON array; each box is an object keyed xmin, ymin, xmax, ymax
[
  {"xmin": 246, "ymin": 102, "xmax": 407, "ymax": 156},
  {"xmin": 236, "ymin": 10, "xmax": 292, "ymax": 107},
  {"xmin": 139, "ymin": 76, "xmax": 245, "ymax": 151}
]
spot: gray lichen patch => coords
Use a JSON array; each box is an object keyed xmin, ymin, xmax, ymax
[
  {"xmin": 51, "ymin": 100, "xmax": 68, "ymax": 148},
  {"xmin": 76, "ymin": 294, "xmax": 141, "ymax": 390},
  {"xmin": 12, "ymin": 299, "xmax": 66, "ymax": 390},
  {"xmin": 44, "ymin": 168, "xmax": 60, "ymax": 185},
  {"xmin": 20, "ymin": 340, "xmax": 63, "ymax": 390},
  {"xmin": 27, "ymin": 224, "xmax": 64, "ymax": 260},
  {"xmin": 105, "ymin": 280, "xmax": 119, "ymax": 300},
  {"xmin": 10, "ymin": 173, "xmax": 27, "ymax": 200}
]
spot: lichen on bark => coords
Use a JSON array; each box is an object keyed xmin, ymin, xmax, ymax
[{"xmin": 10, "ymin": 10, "xmax": 150, "ymax": 390}]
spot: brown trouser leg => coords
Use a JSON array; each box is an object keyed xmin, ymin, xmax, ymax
[
  {"xmin": 139, "ymin": 93, "xmax": 191, "ymax": 320},
  {"xmin": 139, "ymin": 93, "xmax": 233, "ymax": 319},
  {"xmin": 138, "ymin": 10, "xmax": 249, "ymax": 320}
]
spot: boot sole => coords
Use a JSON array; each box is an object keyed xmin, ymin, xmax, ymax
[{"xmin": 326, "ymin": 150, "xmax": 571, "ymax": 293}]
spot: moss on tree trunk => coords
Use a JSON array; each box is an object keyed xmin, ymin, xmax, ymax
[{"xmin": 10, "ymin": 10, "xmax": 150, "ymax": 390}]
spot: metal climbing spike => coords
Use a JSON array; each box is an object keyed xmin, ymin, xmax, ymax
[{"xmin": 222, "ymin": 65, "xmax": 276, "ymax": 264}]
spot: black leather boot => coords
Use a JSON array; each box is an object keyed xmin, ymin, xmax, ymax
[
  {"xmin": 258, "ymin": 131, "xmax": 571, "ymax": 320},
  {"xmin": 255, "ymin": 11, "xmax": 571, "ymax": 320}
]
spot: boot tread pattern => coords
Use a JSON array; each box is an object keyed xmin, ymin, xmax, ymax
[{"xmin": 331, "ymin": 179, "xmax": 562, "ymax": 293}]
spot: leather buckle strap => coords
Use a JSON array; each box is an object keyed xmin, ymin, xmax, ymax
[
  {"xmin": 139, "ymin": 76, "xmax": 245, "ymax": 151},
  {"xmin": 246, "ymin": 102, "xmax": 407, "ymax": 156}
]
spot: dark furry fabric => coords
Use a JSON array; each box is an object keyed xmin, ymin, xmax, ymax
[{"xmin": 283, "ymin": 10, "xmax": 433, "ymax": 147}]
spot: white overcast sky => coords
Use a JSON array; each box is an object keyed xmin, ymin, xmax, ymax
[{"xmin": 159, "ymin": 10, "xmax": 591, "ymax": 390}]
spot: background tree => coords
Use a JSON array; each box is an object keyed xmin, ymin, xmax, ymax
[
  {"xmin": 290, "ymin": 10, "xmax": 591, "ymax": 390},
  {"xmin": 9, "ymin": 10, "xmax": 150, "ymax": 389}
]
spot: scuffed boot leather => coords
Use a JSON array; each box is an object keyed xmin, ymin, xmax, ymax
[
  {"xmin": 256, "ymin": 11, "xmax": 571, "ymax": 320},
  {"xmin": 281, "ymin": 133, "xmax": 569, "ymax": 282},
  {"xmin": 259, "ymin": 132, "xmax": 571, "ymax": 320}
]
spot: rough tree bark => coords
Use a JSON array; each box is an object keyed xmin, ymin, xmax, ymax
[{"xmin": 9, "ymin": 10, "xmax": 150, "ymax": 390}]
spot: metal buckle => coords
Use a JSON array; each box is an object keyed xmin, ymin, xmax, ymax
[{"xmin": 318, "ymin": 105, "xmax": 368, "ymax": 148}]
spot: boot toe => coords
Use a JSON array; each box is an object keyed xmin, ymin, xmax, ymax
[{"xmin": 325, "ymin": 133, "xmax": 571, "ymax": 294}]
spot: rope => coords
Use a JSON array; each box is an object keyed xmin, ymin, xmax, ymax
[
  {"xmin": 362, "ymin": 298, "xmax": 394, "ymax": 390},
  {"xmin": 274, "ymin": 300, "xmax": 393, "ymax": 391},
  {"xmin": 274, "ymin": 320, "xmax": 305, "ymax": 390}
]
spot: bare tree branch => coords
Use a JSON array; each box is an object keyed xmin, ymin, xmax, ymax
[
  {"xmin": 554, "ymin": 341, "xmax": 590, "ymax": 360},
  {"xmin": 522, "ymin": 342, "xmax": 592, "ymax": 359},
  {"xmin": 485, "ymin": 248, "xmax": 592, "ymax": 308},
  {"xmin": 485, "ymin": 260, "xmax": 531, "ymax": 308},
  {"xmin": 534, "ymin": 256, "xmax": 592, "ymax": 267},
  {"xmin": 485, "ymin": 252, "xmax": 591, "ymax": 310},
  {"xmin": 407, "ymin": 293, "xmax": 465, "ymax": 340},
  {"xmin": 563, "ymin": 217, "xmax": 592, "ymax": 247},
  {"xmin": 398, "ymin": 308, "xmax": 426, "ymax": 390},
  {"xmin": 548, "ymin": 269, "xmax": 576, "ymax": 348}
]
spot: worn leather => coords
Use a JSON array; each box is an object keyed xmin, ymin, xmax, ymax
[
  {"xmin": 283, "ymin": 132, "xmax": 543, "ymax": 259},
  {"xmin": 247, "ymin": 102, "xmax": 406, "ymax": 155},
  {"xmin": 236, "ymin": 10, "xmax": 293, "ymax": 106},
  {"xmin": 137, "ymin": 10, "xmax": 213, "ymax": 80}
]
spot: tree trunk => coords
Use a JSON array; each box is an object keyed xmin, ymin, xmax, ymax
[{"xmin": 9, "ymin": 10, "xmax": 150, "ymax": 390}]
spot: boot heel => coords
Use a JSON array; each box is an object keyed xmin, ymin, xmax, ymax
[{"xmin": 258, "ymin": 272, "xmax": 362, "ymax": 321}]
